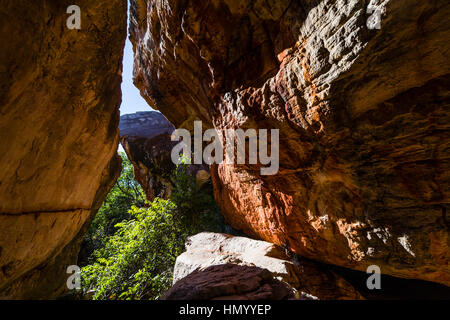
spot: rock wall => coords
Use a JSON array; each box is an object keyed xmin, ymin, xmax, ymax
[
  {"xmin": 0, "ymin": 1, "xmax": 127, "ymax": 298},
  {"xmin": 130, "ymin": 0, "xmax": 450, "ymax": 285}
]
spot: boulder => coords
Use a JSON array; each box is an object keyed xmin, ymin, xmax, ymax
[
  {"xmin": 170, "ymin": 232, "xmax": 364, "ymax": 300},
  {"xmin": 163, "ymin": 264, "xmax": 296, "ymax": 300},
  {"xmin": 119, "ymin": 111, "xmax": 174, "ymax": 139}
]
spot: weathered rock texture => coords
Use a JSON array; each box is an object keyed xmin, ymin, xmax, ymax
[
  {"xmin": 119, "ymin": 111, "xmax": 210, "ymax": 200},
  {"xmin": 130, "ymin": 0, "xmax": 450, "ymax": 285},
  {"xmin": 171, "ymin": 232, "xmax": 363, "ymax": 300},
  {"xmin": 0, "ymin": 1, "xmax": 127, "ymax": 298},
  {"xmin": 120, "ymin": 111, "xmax": 174, "ymax": 139}
]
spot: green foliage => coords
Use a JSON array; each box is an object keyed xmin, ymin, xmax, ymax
[
  {"xmin": 170, "ymin": 161, "xmax": 223, "ymax": 235},
  {"xmin": 81, "ymin": 157, "xmax": 224, "ymax": 300},
  {"xmin": 81, "ymin": 199, "xmax": 180, "ymax": 299},
  {"xmin": 80, "ymin": 152, "xmax": 146, "ymax": 263}
]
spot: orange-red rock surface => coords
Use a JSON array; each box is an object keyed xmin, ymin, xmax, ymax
[
  {"xmin": 130, "ymin": 0, "xmax": 450, "ymax": 285},
  {"xmin": 0, "ymin": 1, "xmax": 127, "ymax": 298},
  {"xmin": 0, "ymin": 0, "xmax": 448, "ymax": 299}
]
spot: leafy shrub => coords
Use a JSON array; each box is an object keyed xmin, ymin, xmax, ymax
[
  {"xmin": 81, "ymin": 199, "xmax": 180, "ymax": 299},
  {"xmin": 170, "ymin": 161, "xmax": 223, "ymax": 235},
  {"xmin": 79, "ymin": 152, "xmax": 146, "ymax": 264},
  {"xmin": 80, "ymin": 159, "xmax": 224, "ymax": 300}
]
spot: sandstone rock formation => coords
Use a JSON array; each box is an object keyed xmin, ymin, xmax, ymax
[
  {"xmin": 0, "ymin": 1, "xmax": 127, "ymax": 298},
  {"xmin": 120, "ymin": 111, "xmax": 176, "ymax": 200},
  {"xmin": 119, "ymin": 111, "xmax": 174, "ymax": 139},
  {"xmin": 130, "ymin": 0, "xmax": 450, "ymax": 285},
  {"xmin": 171, "ymin": 232, "xmax": 364, "ymax": 300},
  {"xmin": 119, "ymin": 111, "xmax": 211, "ymax": 200}
]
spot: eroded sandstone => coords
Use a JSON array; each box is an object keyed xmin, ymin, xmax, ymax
[
  {"xmin": 0, "ymin": 1, "xmax": 127, "ymax": 298},
  {"xmin": 130, "ymin": 0, "xmax": 450, "ymax": 284}
]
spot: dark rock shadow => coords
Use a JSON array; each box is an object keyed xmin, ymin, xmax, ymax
[{"xmin": 161, "ymin": 264, "xmax": 296, "ymax": 300}]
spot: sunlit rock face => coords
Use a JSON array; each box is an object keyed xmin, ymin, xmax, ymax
[
  {"xmin": 130, "ymin": 0, "xmax": 450, "ymax": 285},
  {"xmin": 0, "ymin": 1, "xmax": 127, "ymax": 298}
]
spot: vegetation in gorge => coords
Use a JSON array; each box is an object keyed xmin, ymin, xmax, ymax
[
  {"xmin": 80, "ymin": 153, "xmax": 224, "ymax": 300},
  {"xmin": 79, "ymin": 152, "xmax": 146, "ymax": 263}
]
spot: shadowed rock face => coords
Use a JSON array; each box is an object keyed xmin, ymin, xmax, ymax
[
  {"xmin": 163, "ymin": 264, "xmax": 297, "ymax": 300},
  {"xmin": 119, "ymin": 111, "xmax": 210, "ymax": 200},
  {"xmin": 130, "ymin": 0, "xmax": 450, "ymax": 285},
  {"xmin": 0, "ymin": 1, "xmax": 127, "ymax": 298},
  {"xmin": 120, "ymin": 111, "xmax": 176, "ymax": 200}
]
